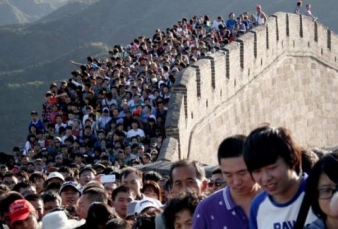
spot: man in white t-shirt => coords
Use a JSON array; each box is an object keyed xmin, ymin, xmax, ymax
[
  {"xmin": 243, "ymin": 125, "xmax": 317, "ymax": 229},
  {"xmin": 127, "ymin": 120, "xmax": 145, "ymax": 140}
]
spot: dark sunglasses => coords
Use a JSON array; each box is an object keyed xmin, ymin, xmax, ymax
[{"xmin": 208, "ymin": 180, "xmax": 226, "ymax": 188}]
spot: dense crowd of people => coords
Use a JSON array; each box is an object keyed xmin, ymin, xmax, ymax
[{"xmin": 0, "ymin": 3, "xmax": 333, "ymax": 229}]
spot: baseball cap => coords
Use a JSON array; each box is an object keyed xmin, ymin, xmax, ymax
[
  {"xmin": 54, "ymin": 136, "xmax": 62, "ymax": 142},
  {"xmin": 256, "ymin": 5, "xmax": 262, "ymax": 9},
  {"xmin": 46, "ymin": 172, "xmax": 65, "ymax": 182},
  {"xmin": 30, "ymin": 111, "xmax": 38, "ymax": 115},
  {"xmin": 59, "ymin": 181, "xmax": 81, "ymax": 194},
  {"xmin": 134, "ymin": 197, "xmax": 161, "ymax": 215},
  {"xmin": 126, "ymin": 201, "xmax": 139, "ymax": 218},
  {"xmin": 9, "ymin": 199, "xmax": 35, "ymax": 226}
]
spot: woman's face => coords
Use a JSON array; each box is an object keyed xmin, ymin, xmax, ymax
[
  {"xmin": 318, "ymin": 173, "xmax": 338, "ymax": 218},
  {"xmin": 143, "ymin": 187, "xmax": 158, "ymax": 200}
]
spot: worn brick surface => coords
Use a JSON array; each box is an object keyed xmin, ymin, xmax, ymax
[{"xmin": 161, "ymin": 12, "xmax": 338, "ymax": 166}]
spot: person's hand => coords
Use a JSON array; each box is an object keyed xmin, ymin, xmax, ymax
[{"xmin": 94, "ymin": 174, "xmax": 104, "ymax": 183}]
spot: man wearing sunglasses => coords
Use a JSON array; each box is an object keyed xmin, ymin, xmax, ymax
[
  {"xmin": 193, "ymin": 135, "xmax": 261, "ymax": 229},
  {"xmin": 208, "ymin": 168, "xmax": 227, "ymax": 195}
]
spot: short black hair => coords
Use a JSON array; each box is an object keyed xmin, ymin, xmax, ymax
[
  {"xmin": 217, "ymin": 135, "xmax": 247, "ymax": 164},
  {"xmin": 243, "ymin": 125, "xmax": 302, "ymax": 174},
  {"xmin": 12, "ymin": 182, "xmax": 34, "ymax": 194},
  {"xmin": 142, "ymin": 171, "xmax": 162, "ymax": 183},
  {"xmin": 211, "ymin": 167, "xmax": 222, "ymax": 175},
  {"xmin": 25, "ymin": 193, "xmax": 41, "ymax": 202},
  {"xmin": 41, "ymin": 191, "xmax": 61, "ymax": 204},
  {"xmin": 112, "ymin": 186, "xmax": 132, "ymax": 201}
]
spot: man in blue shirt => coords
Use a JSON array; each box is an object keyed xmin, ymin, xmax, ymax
[{"xmin": 192, "ymin": 135, "xmax": 261, "ymax": 229}]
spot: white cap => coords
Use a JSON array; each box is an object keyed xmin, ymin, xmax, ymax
[
  {"xmin": 134, "ymin": 197, "xmax": 161, "ymax": 215},
  {"xmin": 46, "ymin": 172, "xmax": 65, "ymax": 182}
]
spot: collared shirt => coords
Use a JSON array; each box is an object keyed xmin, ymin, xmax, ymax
[{"xmin": 192, "ymin": 186, "xmax": 249, "ymax": 229}]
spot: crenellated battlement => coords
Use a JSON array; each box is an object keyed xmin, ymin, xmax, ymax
[{"xmin": 161, "ymin": 12, "xmax": 338, "ymax": 165}]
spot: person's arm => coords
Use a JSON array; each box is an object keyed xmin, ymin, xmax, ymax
[
  {"xmin": 69, "ymin": 60, "xmax": 85, "ymax": 66},
  {"xmin": 261, "ymin": 12, "xmax": 268, "ymax": 25}
]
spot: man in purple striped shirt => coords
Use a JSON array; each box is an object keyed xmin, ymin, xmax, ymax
[{"xmin": 192, "ymin": 135, "xmax": 261, "ymax": 229}]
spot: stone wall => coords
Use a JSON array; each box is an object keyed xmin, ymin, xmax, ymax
[{"xmin": 163, "ymin": 12, "xmax": 338, "ymax": 166}]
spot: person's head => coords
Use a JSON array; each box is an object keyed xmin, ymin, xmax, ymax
[
  {"xmin": 0, "ymin": 184, "xmax": 10, "ymax": 196},
  {"xmin": 106, "ymin": 218, "xmax": 132, "ymax": 229},
  {"xmin": 12, "ymin": 182, "xmax": 36, "ymax": 197},
  {"xmin": 29, "ymin": 172, "xmax": 46, "ymax": 194},
  {"xmin": 59, "ymin": 181, "xmax": 81, "ymax": 207},
  {"xmin": 45, "ymin": 172, "xmax": 65, "ymax": 186},
  {"xmin": 134, "ymin": 197, "xmax": 162, "ymax": 216},
  {"xmin": 9, "ymin": 199, "xmax": 39, "ymax": 229},
  {"xmin": 305, "ymin": 153, "xmax": 338, "ymax": 220},
  {"xmin": 162, "ymin": 192, "xmax": 203, "ymax": 229},
  {"xmin": 79, "ymin": 167, "xmax": 96, "ymax": 186},
  {"xmin": 120, "ymin": 167, "xmax": 143, "ymax": 199},
  {"xmin": 243, "ymin": 126, "xmax": 302, "ymax": 199},
  {"xmin": 306, "ymin": 4, "xmax": 311, "ymax": 10},
  {"xmin": 41, "ymin": 210, "xmax": 85, "ymax": 229},
  {"xmin": 141, "ymin": 181, "xmax": 161, "ymax": 202},
  {"xmin": 0, "ymin": 191, "xmax": 24, "ymax": 226},
  {"xmin": 24, "ymin": 194, "xmax": 43, "ymax": 222},
  {"xmin": 2, "ymin": 172, "xmax": 19, "ymax": 189},
  {"xmin": 169, "ymin": 160, "xmax": 207, "ymax": 195},
  {"xmin": 112, "ymin": 186, "xmax": 134, "ymax": 219},
  {"xmin": 142, "ymin": 171, "xmax": 162, "ymax": 184},
  {"xmin": 301, "ymin": 148, "xmax": 319, "ymax": 174},
  {"xmin": 217, "ymin": 135, "xmax": 258, "ymax": 197},
  {"xmin": 40, "ymin": 191, "xmax": 61, "ymax": 216},
  {"xmin": 297, "ymin": 1, "xmax": 302, "ymax": 7},
  {"xmin": 77, "ymin": 188, "xmax": 108, "ymax": 220},
  {"xmin": 208, "ymin": 168, "xmax": 226, "ymax": 194},
  {"xmin": 85, "ymin": 202, "xmax": 116, "ymax": 229}
]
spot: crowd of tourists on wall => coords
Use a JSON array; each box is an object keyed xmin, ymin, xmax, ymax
[{"xmin": 0, "ymin": 3, "xmax": 332, "ymax": 229}]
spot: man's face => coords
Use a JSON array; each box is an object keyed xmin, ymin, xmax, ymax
[
  {"xmin": 19, "ymin": 186, "xmax": 36, "ymax": 197},
  {"xmin": 125, "ymin": 147, "xmax": 131, "ymax": 155},
  {"xmin": 12, "ymin": 213, "xmax": 39, "ymax": 229},
  {"xmin": 43, "ymin": 200, "xmax": 60, "ymax": 216},
  {"xmin": 171, "ymin": 165, "xmax": 202, "ymax": 195},
  {"xmin": 208, "ymin": 173, "xmax": 226, "ymax": 194},
  {"xmin": 113, "ymin": 192, "xmax": 133, "ymax": 219},
  {"xmin": 27, "ymin": 164, "xmax": 35, "ymax": 173},
  {"xmin": 3, "ymin": 175, "xmax": 18, "ymax": 189},
  {"xmin": 61, "ymin": 187, "xmax": 80, "ymax": 206},
  {"xmin": 77, "ymin": 195, "xmax": 91, "ymax": 220},
  {"xmin": 121, "ymin": 172, "xmax": 142, "ymax": 198},
  {"xmin": 104, "ymin": 183, "xmax": 117, "ymax": 198},
  {"xmin": 21, "ymin": 157, "xmax": 29, "ymax": 165},
  {"xmin": 34, "ymin": 161, "xmax": 43, "ymax": 172},
  {"xmin": 79, "ymin": 171, "xmax": 95, "ymax": 186},
  {"xmin": 31, "ymin": 114, "xmax": 38, "ymax": 122},
  {"xmin": 251, "ymin": 157, "xmax": 295, "ymax": 201},
  {"xmin": 220, "ymin": 157, "xmax": 257, "ymax": 197},
  {"xmin": 28, "ymin": 200, "xmax": 43, "ymax": 222}
]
